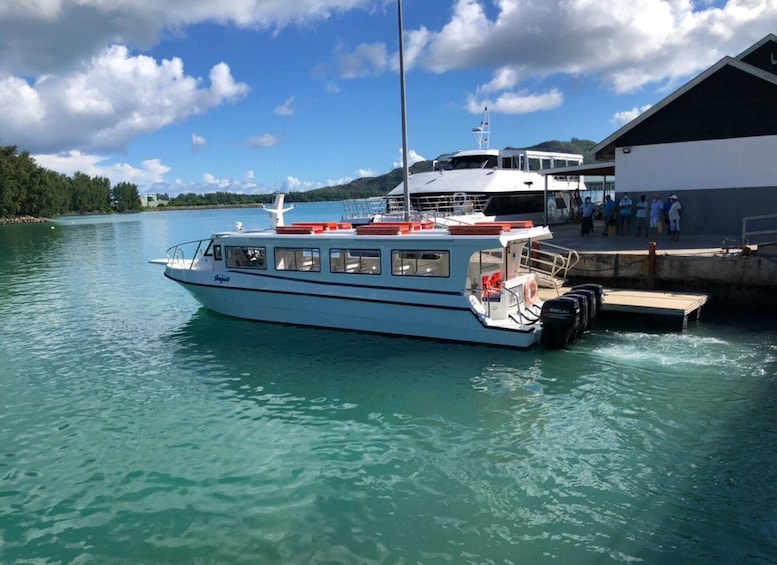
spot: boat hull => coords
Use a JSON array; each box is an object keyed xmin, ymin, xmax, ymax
[{"xmin": 167, "ymin": 270, "xmax": 541, "ymax": 349}]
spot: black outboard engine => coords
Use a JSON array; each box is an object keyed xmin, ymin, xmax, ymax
[
  {"xmin": 571, "ymin": 284, "xmax": 604, "ymax": 313},
  {"xmin": 562, "ymin": 293, "xmax": 588, "ymax": 338},
  {"xmin": 540, "ymin": 296, "xmax": 581, "ymax": 349},
  {"xmin": 565, "ymin": 289, "xmax": 595, "ymax": 331}
]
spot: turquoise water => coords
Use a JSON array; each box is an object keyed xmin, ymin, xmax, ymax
[{"xmin": 1, "ymin": 203, "xmax": 776, "ymax": 564}]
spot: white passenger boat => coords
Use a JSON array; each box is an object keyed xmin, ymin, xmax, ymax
[
  {"xmin": 343, "ymin": 108, "xmax": 588, "ymax": 226},
  {"xmin": 152, "ymin": 198, "xmax": 594, "ymax": 349}
]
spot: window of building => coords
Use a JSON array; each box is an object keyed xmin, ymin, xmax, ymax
[
  {"xmin": 391, "ymin": 250, "xmax": 449, "ymax": 277},
  {"xmin": 330, "ymin": 249, "xmax": 381, "ymax": 274},
  {"xmin": 274, "ymin": 247, "xmax": 320, "ymax": 271},
  {"xmin": 226, "ymin": 246, "xmax": 265, "ymax": 269}
]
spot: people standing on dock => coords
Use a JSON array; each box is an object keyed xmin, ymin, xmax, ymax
[
  {"xmin": 668, "ymin": 195, "xmax": 682, "ymax": 241},
  {"xmin": 601, "ymin": 195, "xmax": 615, "ymax": 236},
  {"xmin": 618, "ymin": 193, "xmax": 632, "ymax": 235},
  {"xmin": 635, "ymin": 194, "xmax": 648, "ymax": 237},
  {"xmin": 580, "ymin": 196, "xmax": 594, "ymax": 236},
  {"xmin": 650, "ymin": 194, "xmax": 664, "ymax": 238}
]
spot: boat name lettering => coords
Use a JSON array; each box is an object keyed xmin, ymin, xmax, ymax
[{"xmin": 214, "ymin": 275, "xmax": 230, "ymax": 283}]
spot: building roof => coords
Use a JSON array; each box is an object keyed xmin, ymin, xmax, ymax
[{"xmin": 593, "ymin": 34, "xmax": 777, "ymax": 161}]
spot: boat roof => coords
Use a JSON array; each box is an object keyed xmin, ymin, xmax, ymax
[{"xmin": 213, "ymin": 220, "xmax": 553, "ymax": 246}]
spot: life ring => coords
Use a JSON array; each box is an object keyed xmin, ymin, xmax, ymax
[{"xmin": 524, "ymin": 278, "xmax": 539, "ymax": 306}]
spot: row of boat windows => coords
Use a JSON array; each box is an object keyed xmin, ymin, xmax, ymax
[
  {"xmin": 212, "ymin": 245, "xmax": 451, "ymax": 277},
  {"xmin": 502, "ymin": 156, "xmax": 582, "ymax": 171}
]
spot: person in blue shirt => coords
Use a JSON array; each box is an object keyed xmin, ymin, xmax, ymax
[
  {"xmin": 580, "ymin": 196, "xmax": 595, "ymax": 236},
  {"xmin": 601, "ymin": 194, "xmax": 615, "ymax": 236}
]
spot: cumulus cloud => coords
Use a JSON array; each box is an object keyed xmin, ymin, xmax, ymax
[
  {"xmin": 335, "ymin": 41, "xmax": 389, "ymax": 79},
  {"xmin": 393, "ymin": 148, "xmax": 426, "ymax": 169},
  {"xmin": 191, "ymin": 133, "xmax": 207, "ymax": 152},
  {"xmin": 274, "ymin": 96, "xmax": 295, "ymax": 116},
  {"xmin": 33, "ymin": 150, "xmax": 170, "ymax": 185},
  {"xmin": 0, "ymin": 45, "xmax": 248, "ymax": 154},
  {"xmin": 0, "ymin": 0, "xmax": 375, "ymax": 76},
  {"xmin": 611, "ymin": 104, "xmax": 654, "ymax": 126},
  {"xmin": 466, "ymin": 89, "xmax": 563, "ymax": 115},
  {"xmin": 246, "ymin": 134, "xmax": 280, "ymax": 148}
]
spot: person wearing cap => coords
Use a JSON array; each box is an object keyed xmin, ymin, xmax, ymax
[{"xmin": 668, "ymin": 195, "xmax": 682, "ymax": 241}]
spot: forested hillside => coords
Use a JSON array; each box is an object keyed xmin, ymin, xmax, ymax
[{"xmin": 0, "ymin": 145, "xmax": 141, "ymax": 218}]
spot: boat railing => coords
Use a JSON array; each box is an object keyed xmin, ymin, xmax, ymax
[
  {"xmin": 166, "ymin": 239, "xmax": 207, "ymax": 269},
  {"xmin": 741, "ymin": 213, "xmax": 777, "ymax": 245},
  {"xmin": 519, "ymin": 241, "xmax": 579, "ymax": 293},
  {"xmin": 342, "ymin": 194, "xmax": 489, "ymax": 222}
]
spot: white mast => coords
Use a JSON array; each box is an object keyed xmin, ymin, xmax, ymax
[
  {"xmin": 397, "ymin": 0, "xmax": 411, "ymax": 222},
  {"xmin": 472, "ymin": 106, "xmax": 490, "ymax": 149}
]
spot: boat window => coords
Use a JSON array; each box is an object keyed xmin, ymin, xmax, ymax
[
  {"xmin": 485, "ymin": 194, "xmax": 545, "ymax": 216},
  {"xmin": 274, "ymin": 247, "xmax": 320, "ymax": 272},
  {"xmin": 391, "ymin": 250, "xmax": 449, "ymax": 277},
  {"xmin": 541, "ymin": 158, "xmax": 552, "ymax": 170},
  {"xmin": 528, "ymin": 157, "xmax": 541, "ymax": 171},
  {"xmin": 501, "ymin": 157, "xmax": 512, "ymax": 169},
  {"xmin": 226, "ymin": 246, "xmax": 265, "ymax": 269},
  {"xmin": 213, "ymin": 245, "xmax": 222, "ymax": 261},
  {"xmin": 330, "ymin": 249, "xmax": 381, "ymax": 275},
  {"xmin": 204, "ymin": 240, "xmax": 222, "ymax": 261}
]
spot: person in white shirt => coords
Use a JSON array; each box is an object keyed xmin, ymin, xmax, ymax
[
  {"xmin": 649, "ymin": 194, "xmax": 664, "ymax": 238},
  {"xmin": 668, "ymin": 195, "xmax": 682, "ymax": 241}
]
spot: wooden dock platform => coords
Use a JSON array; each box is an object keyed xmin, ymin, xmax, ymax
[{"xmin": 538, "ymin": 287, "xmax": 709, "ymax": 331}]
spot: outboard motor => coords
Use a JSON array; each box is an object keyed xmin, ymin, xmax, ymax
[
  {"xmin": 571, "ymin": 284, "xmax": 604, "ymax": 313},
  {"xmin": 565, "ymin": 289, "xmax": 596, "ymax": 331},
  {"xmin": 562, "ymin": 293, "xmax": 588, "ymax": 338},
  {"xmin": 540, "ymin": 296, "xmax": 581, "ymax": 349}
]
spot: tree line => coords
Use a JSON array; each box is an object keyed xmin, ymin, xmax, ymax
[{"xmin": 0, "ymin": 145, "xmax": 141, "ymax": 218}]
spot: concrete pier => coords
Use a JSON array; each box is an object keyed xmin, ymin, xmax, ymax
[{"xmin": 546, "ymin": 221, "xmax": 777, "ymax": 314}]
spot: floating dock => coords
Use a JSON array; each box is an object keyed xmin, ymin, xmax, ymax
[{"xmin": 539, "ymin": 287, "xmax": 708, "ymax": 331}]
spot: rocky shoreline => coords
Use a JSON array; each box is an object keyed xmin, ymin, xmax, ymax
[{"xmin": 0, "ymin": 215, "xmax": 48, "ymax": 225}]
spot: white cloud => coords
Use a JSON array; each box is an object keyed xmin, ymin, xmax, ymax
[
  {"xmin": 336, "ymin": 41, "xmax": 389, "ymax": 79},
  {"xmin": 466, "ymin": 89, "xmax": 563, "ymax": 115},
  {"xmin": 33, "ymin": 150, "xmax": 170, "ymax": 185},
  {"xmin": 611, "ymin": 104, "xmax": 653, "ymax": 126},
  {"xmin": 0, "ymin": 45, "xmax": 249, "ymax": 154},
  {"xmin": 274, "ymin": 96, "xmax": 295, "ymax": 116},
  {"xmin": 246, "ymin": 134, "xmax": 280, "ymax": 148},
  {"xmin": 0, "ymin": 0, "xmax": 376, "ymax": 76},
  {"xmin": 410, "ymin": 0, "xmax": 777, "ymax": 94},
  {"xmin": 191, "ymin": 133, "xmax": 207, "ymax": 152},
  {"xmin": 393, "ymin": 148, "xmax": 426, "ymax": 169},
  {"xmin": 356, "ymin": 168, "xmax": 377, "ymax": 178}
]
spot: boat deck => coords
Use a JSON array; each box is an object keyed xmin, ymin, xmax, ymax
[{"xmin": 538, "ymin": 287, "xmax": 708, "ymax": 331}]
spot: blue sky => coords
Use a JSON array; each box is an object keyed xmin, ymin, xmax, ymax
[{"xmin": 0, "ymin": 0, "xmax": 771, "ymax": 195}]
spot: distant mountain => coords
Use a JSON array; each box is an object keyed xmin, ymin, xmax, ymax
[{"xmin": 294, "ymin": 139, "xmax": 597, "ymax": 202}]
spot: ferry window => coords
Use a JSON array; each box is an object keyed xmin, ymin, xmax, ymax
[
  {"xmin": 541, "ymin": 158, "xmax": 552, "ymax": 170},
  {"xmin": 518, "ymin": 155, "xmax": 525, "ymax": 170},
  {"xmin": 501, "ymin": 157, "xmax": 512, "ymax": 169},
  {"xmin": 554, "ymin": 159, "xmax": 568, "ymax": 168},
  {"xmin": 330, "ymin": 249, "xmax": 381, "ymax": 275},
  {"xmin": 391, "ymin": 250, "xmax": 449, "ymax": 277},
  {"xmin": 528, "ymin": 157, "xmax": 541, "ymax": 171},
  {"xmin": 226, "ymin": 246, "xmax": 265, "ymax": 269},
  {"xmin": 213, "ymin": 245, "xmax": 223, "ymax": 261},
  {"xmin": 274, "ymin": 247, "xmax": 320, "ymax": 272}
]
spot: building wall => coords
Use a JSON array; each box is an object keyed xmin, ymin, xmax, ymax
[{"xmin": 614, "ymin": 136, "xmax": 777, "ymax": 236}]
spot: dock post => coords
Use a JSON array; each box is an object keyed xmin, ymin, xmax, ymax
[{"xmin": 648, "ymin": 241, "xmax": 656, "ymax": 289}]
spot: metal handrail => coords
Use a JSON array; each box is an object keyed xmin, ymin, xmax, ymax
[
  {"xmin": 741, "ymin": 213, "xmax": 777, "ymax": 245},
  {"xmin": 519, "ymin": 241, "xmax": 579, "ymax": 289}
]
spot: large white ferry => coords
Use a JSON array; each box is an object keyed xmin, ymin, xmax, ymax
[{"xmin": 344, "ymin": 108, "xmax": 588, "ymax": 225}]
